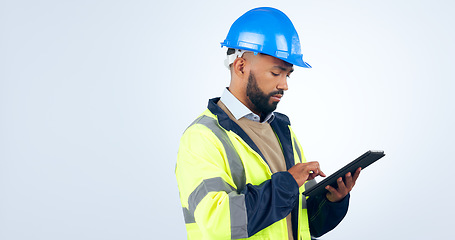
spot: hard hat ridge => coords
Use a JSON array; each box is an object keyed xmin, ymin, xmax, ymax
[{"xmin": 221, "ymin": 7, "xmax": 311, "ymax": 68}]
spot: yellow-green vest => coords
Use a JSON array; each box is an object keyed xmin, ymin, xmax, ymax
[{"xmin": 176, "ymin": 106, "xmax": 312, "ymax": 240}]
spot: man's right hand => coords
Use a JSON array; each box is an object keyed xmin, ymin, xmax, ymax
[{"xmin": 288, "ymin": 162, "xmax": 326, "ymax": 187}]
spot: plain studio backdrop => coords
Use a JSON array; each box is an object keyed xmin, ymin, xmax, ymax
[{"xmin": 1, "ymin": 0, "xmax": 454, "ymax": 239}]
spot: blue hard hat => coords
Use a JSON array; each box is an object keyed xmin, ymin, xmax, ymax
[{"xmin": 221, "ymin": 7, "xmax": 311, "ymax": 68}]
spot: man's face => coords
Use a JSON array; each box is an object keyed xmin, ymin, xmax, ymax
[{"xmin": 243, "ymin": 53, "xmax": 294, "ymax": 116}]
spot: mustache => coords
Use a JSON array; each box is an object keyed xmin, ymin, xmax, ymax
[{"xmin": 268, "ymin": 90, "xmax": 284, "ymax": 97}]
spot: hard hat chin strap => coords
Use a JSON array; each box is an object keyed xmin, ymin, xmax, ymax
[{"xmin": 224, "ymin": 49, "xmax": 252, "ymax": 69}]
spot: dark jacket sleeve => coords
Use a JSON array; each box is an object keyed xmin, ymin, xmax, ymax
[
  {"xmin": 241, "ymin": 171, "xmax": 299, "ymax": 237},
  {"xmin": 307, "ymin": 193, "xmax": 350, "ymax": 238}
]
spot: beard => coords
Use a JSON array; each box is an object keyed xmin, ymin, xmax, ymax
[{"xmin": 246, "ymin": 71, "xmax": 284, "ymax": 115}]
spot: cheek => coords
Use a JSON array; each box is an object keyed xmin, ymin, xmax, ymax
[
  {"xmin": 264, "ymin": 80, "xmax": 278, "ymax": 93},
  {"xmin": 257, "ymin": 75, "xmax": 276, "ymax": 90}
]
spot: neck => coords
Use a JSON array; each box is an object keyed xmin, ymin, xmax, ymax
[{"xmin": 227, "ymin": 86, "xmax": 262, "ymax": 116}]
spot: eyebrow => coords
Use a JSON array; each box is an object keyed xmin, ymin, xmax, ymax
[{"xmin": 273, "ymin": 65, "xmax": 294, "ymax": 73}]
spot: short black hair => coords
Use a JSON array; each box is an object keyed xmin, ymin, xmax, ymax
[{"xmin": 227, "ymin": 48, "xmax": 236, "ymax": 55}]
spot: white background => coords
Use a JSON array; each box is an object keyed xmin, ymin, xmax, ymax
[{"xmin": 1, "ymin": 0, "xmax": 454, "ymax": 239}]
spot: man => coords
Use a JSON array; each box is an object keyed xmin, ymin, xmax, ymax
[{"xmin": 175, "ymin": 7, "xmax": 361, "ymax": 240}]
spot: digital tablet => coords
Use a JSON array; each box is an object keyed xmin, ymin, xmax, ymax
[{"xmin": 302, "ymin": 150, "xmax": 385, "ymax": 198}]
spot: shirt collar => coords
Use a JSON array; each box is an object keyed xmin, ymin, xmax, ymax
[{"xmin": 220, "ymin": 88, "xmax": 275, "ymax": 123}]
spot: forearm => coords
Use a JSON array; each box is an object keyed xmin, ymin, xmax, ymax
[{"xmin": 307, "ymin": 193, "xmax": 350, "ymax": 238}]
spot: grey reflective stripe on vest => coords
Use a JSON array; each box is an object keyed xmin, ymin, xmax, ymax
[
  {"xmin": 182, "ymin": 115, "xmax": 248, "ymax": 238},
  {"xmin": 228, "ymin": 192, "xmax": 248, "ymax": 239},
  {"xmin": 188, "ymin": 177, "xmax": 236, "ymax": 214},
  {"xmin": 302, "ymin": 197, "xmax": 307, "ymax": 209},
  {"xmin": 305, "ymin": 179, "xmax": 317, "ymax": 189},
  {"xmin": 184, "ymin": 115, "xmax": 246, "ymax": 191},
  {"xmin": 196, "ymin": 116, "xmax": 246, "ymax": 191},
  {"xmin": 302, "ymin": 180, "xmax": 317, "ymax": 209},
  {"xmin": 182, "ymin": 207, "xmax": 195, "ymax": 223},
  {"xmin": 184, "ymin": 177, "xmax": 248, "ymax": 238},
  {"xmin": 293, "ymin": 138, "xmax": 302, "ymax": 163}
]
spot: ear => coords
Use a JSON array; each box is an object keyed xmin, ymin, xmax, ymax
[{"xmin": 232, "ymin": 57, "xmax": 246, "ymax": 78}]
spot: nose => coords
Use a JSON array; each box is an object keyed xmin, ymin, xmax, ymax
[{"xmin": 277, "ymin": 76, "xmax": 288, "ymax": 91}]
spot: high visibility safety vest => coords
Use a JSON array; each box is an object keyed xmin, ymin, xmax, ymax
[{"xmin": 176, "ymin": 98, "xmax": 314, "ymax": 240}]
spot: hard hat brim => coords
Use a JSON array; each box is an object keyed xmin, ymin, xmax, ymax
[{"xmin": 289, "ymin": 57, "xmax": 312, "ymax": 68}]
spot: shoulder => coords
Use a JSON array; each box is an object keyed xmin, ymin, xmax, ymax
[{"xmin": 183, "ymin": 109, "xmax": 218, "ymax": 136}]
